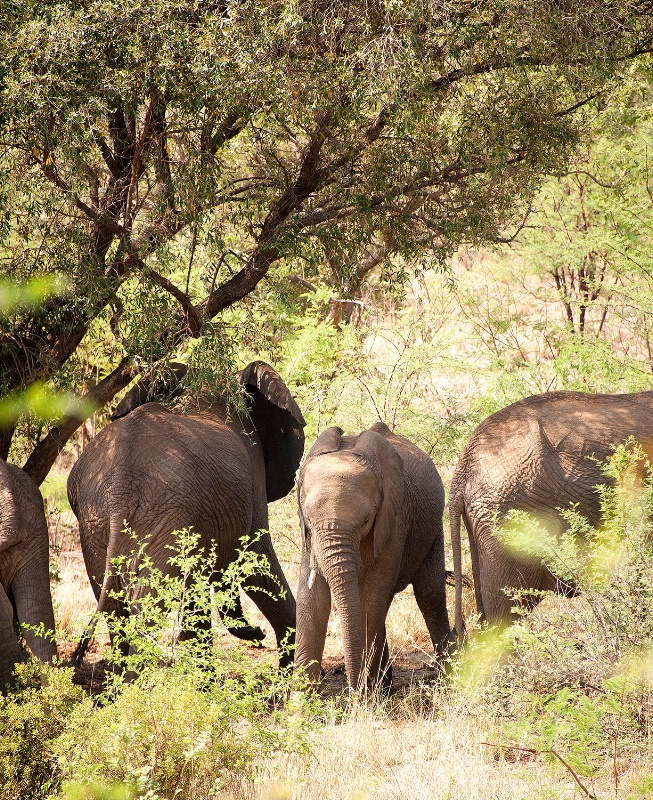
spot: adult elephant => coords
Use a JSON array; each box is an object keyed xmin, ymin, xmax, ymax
[
  {"xmin": 450, "ymin": 389, "xmax": 653, "ymax": 633},
  {"xmin": 296, "ymin": 422, "xmax": 451, "ymax": 691},
  {"xmin": 0, "ymin": 460, "xmax": 57, "ymax": 685},
  {"xmin": 68, "ymin": 361, "xmax": 305, "ymax": 665}
]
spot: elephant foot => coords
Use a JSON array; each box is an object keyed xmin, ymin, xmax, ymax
[{"xmin": 228, "ymin": 624, "xmax": 265, "ymax": 642}]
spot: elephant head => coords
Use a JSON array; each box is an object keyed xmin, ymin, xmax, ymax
[{"xmin": 297, "ymin": 424, "xmax": 406, "ymax": 689}]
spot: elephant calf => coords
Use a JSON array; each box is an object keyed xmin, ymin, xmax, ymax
[
  {"xmin": 0, "ymin": 461, "xmax": 57, "ymax": 685},
  {"xmin": 296, "ymin": 421, "xmax": 451, "ymax": 691}
]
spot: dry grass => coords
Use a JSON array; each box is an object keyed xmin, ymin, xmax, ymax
[
  {"xmin": 52, "ymin": 552, "xmax": 97, "ymax": 641},
  {"xmin": 252, "ymin": 699, "xmax": 585, "ymax": 800}
]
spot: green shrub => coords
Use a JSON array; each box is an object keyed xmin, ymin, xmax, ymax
[
  {"xmin": 57, "ymin": 667, "xmax": 315, "ymax": 800},
  {"xmin": 0, "ymin": 662, "xmax": 85, "ymax": 800},
  {"xmin": 56, "ymin": 528, "xmax": 321, "ymax": 799}
]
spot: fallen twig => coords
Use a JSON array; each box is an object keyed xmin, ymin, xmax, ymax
[{"xmin": 481, "ymin": 742, "xmax": 597, "ymax": 799}]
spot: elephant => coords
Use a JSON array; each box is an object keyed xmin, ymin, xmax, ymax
[
  {"xmin": 450, "ymin": 389, "xmax": 653, "ymax": 633},
  {"xmin": 110, "ymin": 360, "xmax": 266, "ymax": 643},
  {"xmin": 0, "ymin": 460, "xmax": 57, "ymax": 685},
  {"xmin": 67, "ymin": 361, "xmax": 305, "ymax": 666},
  {"xmin": 295, "ymin": 421, "xmax": 452, "ymax": 692}
]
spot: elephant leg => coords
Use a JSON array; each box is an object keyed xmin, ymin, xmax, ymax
[
  {"xmin": 476, "ymin": 548, "xmax": 540, "ymax": 623},
  {"xmin": 475, "ymin": 520, "xmax": 559, "ymax": 624},
  {"xmin": 242, "ymin": 530, "xmax": 296, "ymax": 666},
  {"xmin": 468, "ymin": 524, "xmax": 486, "ymax": 619},
  {"xmin": 358, "ymin": 555, "xmax": 403, "ymax": 690},
  {"xmin": 362, "ymin": 619, "xmax": 392, "ymax": 692},
  {"xmin": 376, "ymin": 632, "xmax": 393, "ymax": 693},
  {"xmin": 412, "ymin": 540, "xmax": 452, "ymax": 656},
  {"xmin": 0, "ymin": 583, "xmax": 23, "ymax": 686},
  {"xmin": 295, "ymin": 548, "xmax": 331, "ymax": 681},
  {"xmin": 217, "ymin": 593, "xmax": 264, "ymax": 642},
  {"xmin": 361, "ymin": 588, "xmax": 394, "ymax": 691}
]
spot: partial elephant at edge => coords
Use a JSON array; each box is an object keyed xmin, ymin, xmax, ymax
[
  {"xmin": 0, "ymin": 460, "xmax": 57, "ymax": 686},
  {"xmin": 450, "ymin": 388, "xmax": 653, "ymax": 633}
]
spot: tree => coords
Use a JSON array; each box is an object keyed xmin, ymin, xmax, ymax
[
  {"xmin": 511, "ymin": 69, "xmax": 653, "ymax": 349},
  {"xmin": 1, "ymin": 0, "xmax": 652, "ymax": 481}
]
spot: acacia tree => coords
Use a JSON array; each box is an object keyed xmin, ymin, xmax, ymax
[
  {"xmin": 1, "ymin": 0, "xmax": 652, "ymax": 482},
  {"xmin": 513, "ymin": 74, "xmax": 653, "ymax": 340}
]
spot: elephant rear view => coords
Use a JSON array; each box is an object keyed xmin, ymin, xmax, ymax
[
  {"xmin": 450, "ymin": 389, "xmax": 653, "ymax": 632},
  {"xmin": 0, "ymin": 461, "xmax": 57, "ymax": 685},
  {"xmin": 296, "ymin": 422, "xmax": 451, "ymax": 691},
  {"xmin": 67, "ymin": 361, "xmax": 305, "ymax": 665}
]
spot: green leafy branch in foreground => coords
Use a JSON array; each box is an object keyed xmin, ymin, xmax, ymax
[{"xmin": 99, "ymin": 527, "xmax": 289, "ymax": 689}]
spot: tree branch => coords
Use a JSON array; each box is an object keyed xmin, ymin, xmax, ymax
[
  {"xmin": 201, "ymin": 115, "xmax": 334, "ymax": 318},
  {"xmin": 137, "ymin": 259, "xmax": 204, "ymax": 337},
  {"xmin": 39, "ymin": 158, "xmax": 126, "ymax": 236},
  {"xmin": 22, "ymin": 358, "xmax": 135, "ymax": 486}
]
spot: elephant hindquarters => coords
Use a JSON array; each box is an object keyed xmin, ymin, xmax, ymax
[{"xmin": 474, "ymin": 524, "xmax": 558, "ymax": 623}]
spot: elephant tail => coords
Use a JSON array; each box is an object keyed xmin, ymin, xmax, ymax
[
  {"xmin": 96, "ymin": 506, "xmax": 125, "ymax": 618},
  {"xmin": 73, "ymin": 499, "xmax": 126, "ymax": 665},
  {"xmin": 449, "ymin": 485, "xmax": 465, "ymax": 638}
]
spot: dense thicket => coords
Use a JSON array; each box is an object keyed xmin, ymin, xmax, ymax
[{"xmin": 2, "ymin": 0, "xmax": 653, "ymax": 480}]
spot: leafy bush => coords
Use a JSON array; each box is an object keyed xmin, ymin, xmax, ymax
[
  {"xmin": 97, "ymin": 527, "xmax": 292, "ymax": 685},
  {"xmin": 57, "ymin": 667, "xmax": 315, "ymax": 800},
  {"xmin": 0, "ymin": 662, "xmax": 84, "ymax": 800},
  {"xmin": 57, "ymin": 528, "xmax": 320, "ymax": 799}
]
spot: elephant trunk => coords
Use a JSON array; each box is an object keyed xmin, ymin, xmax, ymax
[
  {"xmin": 10, "ymin": 567, "xmax": 57, "ymax": 662},
  {"xmin": 314, "ymin": 533, "xmax": 364, "ymax": 691}
]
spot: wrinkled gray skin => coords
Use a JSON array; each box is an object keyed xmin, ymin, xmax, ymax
[
  {"xmin": 67, "ymin": 361, "xmax": 305, "ymax": 666},
  {"xmin": 296, "ymin": 422, "xmax": 451, "ymax": 691},
  {"xmin": 450, "ymin": 389, "xmax": 653, "ymax": 632},
  {"xmin": 0, "ymin": 461, "xmax": 57, "ymax": 685}
]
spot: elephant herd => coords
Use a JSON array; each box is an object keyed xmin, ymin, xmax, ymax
[{"xmin": 3, "ymin": 360, "xmax": 653, "ymax": 691}]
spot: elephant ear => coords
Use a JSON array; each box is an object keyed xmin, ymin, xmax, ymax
[
  {"xmin": 238, "ymin": 361, "xmax": 306, "ymax": 502},
  {"xmin": 111, "ymin": 362, "xmax": 188, "ymax": 420},
  {"xmin": 306, "ymin": 427, "xmax": 344, "ymax": 459},
  {"xmin": 353, "ymin": 426, "xmax": 406, "ymax": 559}
]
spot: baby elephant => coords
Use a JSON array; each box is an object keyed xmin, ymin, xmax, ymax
[{"xmin": 296, "ymin": 421, "xmax": 451, "ymax": 691}]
